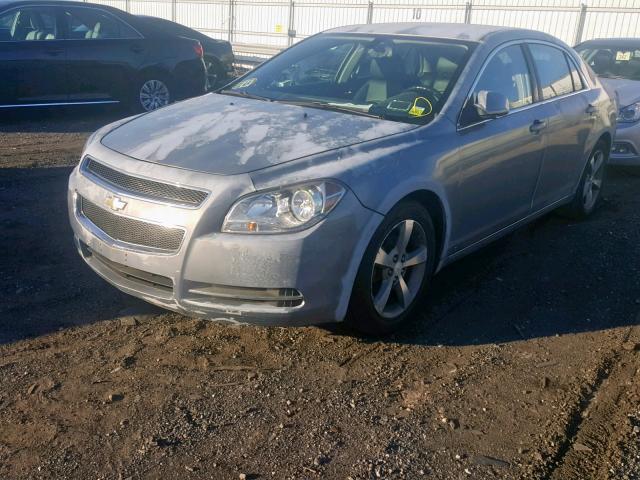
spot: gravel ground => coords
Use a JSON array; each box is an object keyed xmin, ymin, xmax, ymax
[{"xmin": 1, "ymin": 106, "xmax": 640, "ymax": 480}]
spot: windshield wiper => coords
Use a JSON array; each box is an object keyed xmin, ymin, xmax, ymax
[
  {"xmin": 218, "ymin": 89, "xmax": 272, "ymax": 102},
  {"xmin": 276, "ymin": 99, "xmax": 384, "ymax": 119}
]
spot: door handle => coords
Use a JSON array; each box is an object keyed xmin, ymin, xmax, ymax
[
  {"xmin": 586, "ymin": 104, "xmax": 598, "ymax": 115},
  {"xmin": 130, "ymin": 45, "xmax": 144, "ymax": 54},
  {"xmin": 529, "ymin": 119, "xmax": 547, "ymax": 134}
]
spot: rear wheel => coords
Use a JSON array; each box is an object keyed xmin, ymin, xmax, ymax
[
  {"xmin": 204, "ymin": 56, "xmax": 226, "ymax": 90},
  {"xmin": 136, "ymin": 77, "xmax": 171, "ymax": 112},
  {"xmin": 346, "ymin": 201, "xmax": 436, "ymax": 335},
  {"xmin": 559, "ymin": 140, "xmax": 608, "ymax": 219}
]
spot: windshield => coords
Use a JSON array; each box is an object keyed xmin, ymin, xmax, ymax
[
  {"xmin": 221, "ymin": 34, "xmax": 472, "ymax": 125},
  {"xmin": 576, "ymin": 44, "xmax": 640, "ymax": 81}
]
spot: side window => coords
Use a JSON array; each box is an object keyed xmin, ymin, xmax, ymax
[
  {"xmin": 63, "ymin": 7, "xmax": 140, "ymax": 40},
  {"xmin": 529, "ymin": 44, "xmax": 574, "ymax": 100},
  {"xmin": 0, "ymin": 7, "xmax": 58, "ymax": 41},
  {"xmin": 565, "ymin": 53, "xmax": 585, "ymax": 91},
  {"xmin": 460, "ymin": 44, "xmax": 533, "ymax": 126}
]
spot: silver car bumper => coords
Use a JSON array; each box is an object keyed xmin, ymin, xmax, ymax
[
  {"xmin": 67, "ymin": 143, "xmax": 382, "ymax": 326},
  {"xmin": 610, "ymin": 121, "xmax": 640, "ymax": 166}
]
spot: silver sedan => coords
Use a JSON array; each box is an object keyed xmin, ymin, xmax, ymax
[
  {"xmin": 576, "ymin": 38, "xmax": 640, "ymax": 167},
  {"xmin": 68, "ymin": 23, "xmax": 616, "ymax": 334}
]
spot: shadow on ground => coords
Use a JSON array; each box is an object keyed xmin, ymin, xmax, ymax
[{"xmin": 0, "ymin": 105, "xmax": 127, "ymax": 134}]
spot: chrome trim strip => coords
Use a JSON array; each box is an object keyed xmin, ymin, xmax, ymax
[
  {"xmin": 81, "ymin": 156, "xmax": 210, "ymax": 210},
  {"xmin": 0, "ymin": 100, "xmax": 119, "ymax": 108}
]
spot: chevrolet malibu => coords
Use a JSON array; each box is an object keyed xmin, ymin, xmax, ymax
[{"xmin": 68, "ymin": 24, "xmax": 616, "ymax": 334}]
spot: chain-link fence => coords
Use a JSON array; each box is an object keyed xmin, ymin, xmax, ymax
[{"xmin": 89, "ymin": 0, "xmax": 640, "ymax": 61}]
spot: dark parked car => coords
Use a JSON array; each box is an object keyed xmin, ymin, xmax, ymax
[
  {"xmin": 0, "ymin": 0, "xmax": 207, "ymax": 111},
  {"xmin": 136, "ymin": 15, "xmax": 234, "ymax": 89}
]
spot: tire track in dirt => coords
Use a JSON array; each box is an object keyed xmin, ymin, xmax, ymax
[{"xmin": 547, "ymin": 323, "xmax": 640, "ymax": 479}]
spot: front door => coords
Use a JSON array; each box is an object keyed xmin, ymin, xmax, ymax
[{"xmin": 450, "ymin": 43, "xmax": 546, "ymax": 253}]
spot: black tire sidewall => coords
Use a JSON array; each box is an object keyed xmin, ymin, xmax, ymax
[
  {"xmin": 347, "ymin": 201, "xmax": 437, "ymax": 335},
  {"xmin": 560, "ymin": 140, "xmax": 609, "ymax": 219}
]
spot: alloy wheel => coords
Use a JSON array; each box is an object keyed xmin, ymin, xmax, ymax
[
  {"xmin": 371, "ymin": 219, "xmax": 428, "ymax": 318},
  {"xmin": 582, "ymin": 149, "xmax": 605, "ymax": 211},
  {"xmin": 139, "ymin": 79, "xmax": 170, "ymax": 111}
]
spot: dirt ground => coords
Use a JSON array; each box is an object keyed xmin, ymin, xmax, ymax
[{"xmin": 1, "ymin": 106, "xmax": 640, "ymax": 480}]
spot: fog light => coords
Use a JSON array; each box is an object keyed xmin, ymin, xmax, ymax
[{"xmin": 612, "ymin": 142, "xmax": 636, "ymax": 155}]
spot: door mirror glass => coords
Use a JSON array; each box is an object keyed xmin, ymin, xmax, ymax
[{"xmin": 474, "ymin": 90, "xmax": 509, "ymax": 118}]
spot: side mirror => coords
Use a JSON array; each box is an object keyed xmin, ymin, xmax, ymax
[{"xmin": 474, "ymin": 90, "xmax": 510, "ymax": 119}]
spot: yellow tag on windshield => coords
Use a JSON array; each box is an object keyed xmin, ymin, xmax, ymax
[{"xmin": 409, "ymin": 97, "xmax": 433, "ymax": 117}]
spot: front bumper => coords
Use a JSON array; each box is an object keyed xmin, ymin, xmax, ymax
[
  {"xmin": 610, "ymin": 121, "xmax": 640, "ymax": 166},
  {"xmin": 68, "ymin": 143, "xmax": 382, "ymax": 326}
]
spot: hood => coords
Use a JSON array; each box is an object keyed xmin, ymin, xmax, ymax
[
  {"xmin": 101, "ymin": 94, "xmax": 415, "ymax": 175},
  {"xmin": 599, "ymin": 77, "xmax": 640, "ymax": 108}
]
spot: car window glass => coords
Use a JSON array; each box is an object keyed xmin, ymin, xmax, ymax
[
  {"xmin": 576, "ymin": 45, "xmax": 640, "ymax": 81},
  {"xmin": 63, "ymin": 7, "xmax": 139, "ymax": 40},
  {"xmin": 286, "ymin": 43, "xmax": 354, "ymax": 86},
  {"xmin": 477, "ymin": 45, "xmax": 533, "ymax": 109},
  {"xmin": 0, "ymin": 7, "xmax": 58, "ymax": 41},
  {"xmin": 223, "ymin": 34, "xmax": 471, "ymax": 125},
  {"xmin": 565, "ymin": 53, "xmax": 584, "ymax": 91},
  {"xmin": 459, "ymin": 44, "xmax": 532, "ymax": 126},
  {"xmin": 529, "ymin": 44, "xmax": 573, "ymax": 100}
]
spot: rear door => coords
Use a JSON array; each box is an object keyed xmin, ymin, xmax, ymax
[
  {"xmin": 0, "ymin": 6, "xmax": 67, "ymax": 106},
  {"xmin": 451, "ymin": 43, "xmax": 546, "ymax": 252},
  {"xmin": 527, "ymin": 43, "xmax": 593, "ymax": 209},
  {"xmin": 58, "ymin": 5, "xmax": 145, "ymax": 103}
]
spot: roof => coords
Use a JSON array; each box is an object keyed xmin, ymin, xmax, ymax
[
  {"xmin": 326, "ymin": 22, "xmax": 556, "ymax": 43},
  {"xmin": 578, "ymin": 37, "xmax": 640, "ymax": 47},
  {"xmin": 0, "ymin": 0, "xmax": 121, "ymax": 9}
]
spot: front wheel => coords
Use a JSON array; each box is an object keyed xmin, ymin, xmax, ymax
[
  {"xmin": 559, "ymin": 140, "xmax": 608, "ymax": 219},
  {"xmin": 346, "ymin": 201, "xmax": 436, "ymax": 335}
]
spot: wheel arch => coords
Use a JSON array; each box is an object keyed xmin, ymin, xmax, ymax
[
  {"xmin": 598, "ymin": 131, "xmax": 612, "ymax": 154},
  {"xmin": 394, "ymin": 189, "xmax": 448, "ymax": 271}
]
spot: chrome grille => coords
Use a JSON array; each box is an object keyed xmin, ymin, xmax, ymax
[
  {"xmin": 84, "ymin": 157, "xmax": 208, "ymax": 207},
  {"xmin": 80, "ymin": 196, "xmax": 184, "ymax": 252}
]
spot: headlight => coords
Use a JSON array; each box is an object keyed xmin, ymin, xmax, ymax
[
  {"xmin": 222, "ymin": 181, "xmax": 346, "ymax": 233},
  {"xmin": 618, "ymin": 102, "xmax": 640, "ymax": 123}
]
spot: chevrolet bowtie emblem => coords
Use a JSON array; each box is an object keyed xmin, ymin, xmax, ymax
[{"xmin": 105, "ymin": 195, "xmax": 128, "ymax": 212}]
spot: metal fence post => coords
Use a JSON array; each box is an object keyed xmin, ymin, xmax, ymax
[
  {"xmin": 464, "ymin": 1, "xmax": 472, "ymax": 24},
  {"xmin": 367, "ymin": 1, "xmax": 374, "ymax": 24},
  {"xmin": 287, "ymin": 0, "xmax": 296, "ymax": 46},
  {"xmin": 228, "ymin": 0, "xmax": 234, "ymax": 43},
  {"xmin": 573, "ymin": 3, "xmax": 587, "ymax": 46},
  {"xmin": 171, "ymin": 0, "xmax": 176, "ymax": 22},
  {"xmin": 125, "ymin": 0, "xmax": 130, "ymax": 12}
]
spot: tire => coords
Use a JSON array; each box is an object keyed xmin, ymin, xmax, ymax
[
  {"xmin": 134, "ymin": 76, "xmax": 172, "ymax": 113},
  {"xmin": 204, "ymin": 56, "xmax": 226, "ymax": 90},
  {"xmin": 346, "ymin": 201, "xmax": 437, "ymax": 335},
  {"xmin": 558, "ymin": 140, "xmax": 608, "ymax": 219}
]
